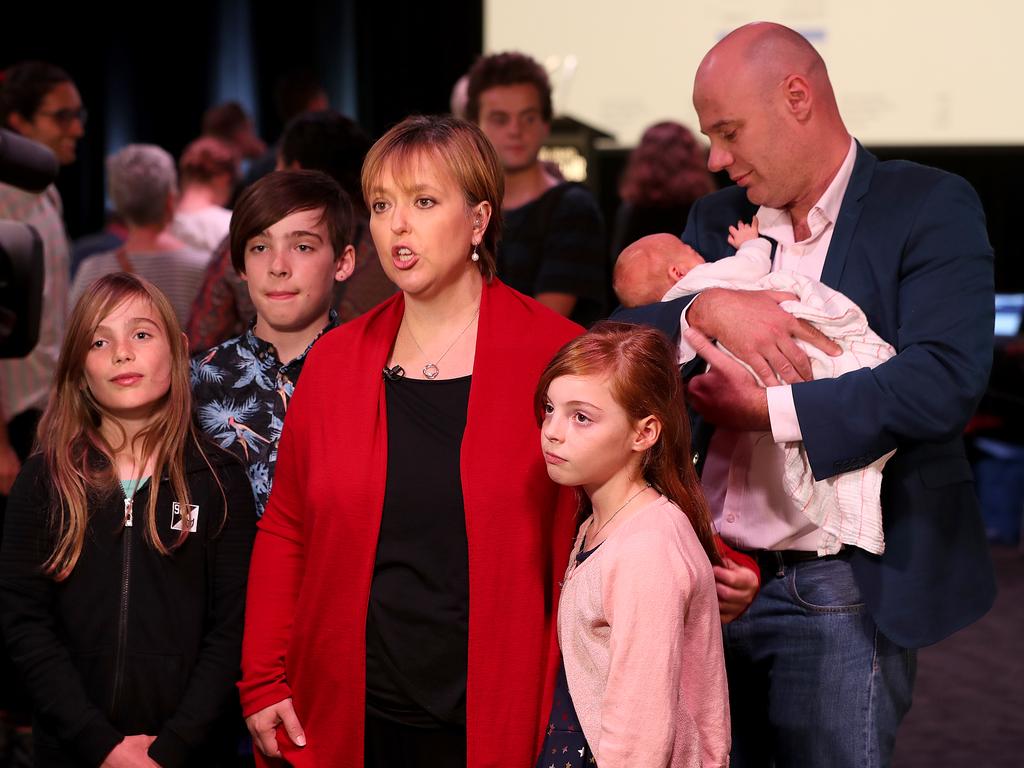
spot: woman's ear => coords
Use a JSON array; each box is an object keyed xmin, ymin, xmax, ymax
[
  {"xmin": 632, "ymin": 415, "xmax": 661, "ymax": 453},
  {"xmin": 471, "ymin": 201, "xmax": 492, "ymax": 242}
]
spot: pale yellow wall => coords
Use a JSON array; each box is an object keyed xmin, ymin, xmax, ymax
[{"xmin": 484, "ymin": 1, "xmax": 1022, "ymax": 146}]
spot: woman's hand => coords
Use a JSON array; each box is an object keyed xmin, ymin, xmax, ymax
[
  {"xmin": 100, "ymin": 735, "xmax": 159, "ymax": 767},
  {"xmin": 246, "ymin": 697, "xmax": 306, "ymax": 758}
]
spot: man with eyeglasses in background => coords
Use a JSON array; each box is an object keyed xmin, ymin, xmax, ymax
[{"xmin": 0, "ymin": 59, "xmax": 85, "ymax": 768}]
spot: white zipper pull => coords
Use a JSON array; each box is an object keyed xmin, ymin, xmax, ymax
[{"xmin": 123, "ymin": 497, "xmax": 133, "ymax": 528}]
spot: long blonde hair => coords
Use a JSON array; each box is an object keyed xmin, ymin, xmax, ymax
[{"xmin": 37, "ymin": 273, "xmax": 206, "ymax": 580}]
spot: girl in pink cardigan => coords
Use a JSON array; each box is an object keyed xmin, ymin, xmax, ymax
[{"xmin": 534, "ymin": 322, "xmax": 731, "ymax": 768}]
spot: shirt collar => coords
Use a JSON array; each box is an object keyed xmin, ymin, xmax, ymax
[
  {"xmin": 243, "ymin": 309, "xmax": 340, "ymax": 366},
  {"xmin": 756, "ymin": 136, "xmax": 857, "ymax": 243}
]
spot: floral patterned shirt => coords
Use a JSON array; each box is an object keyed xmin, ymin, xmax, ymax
[{"xmin": 190, "ymin": 311, "xmax": 339, "ymax": 517}]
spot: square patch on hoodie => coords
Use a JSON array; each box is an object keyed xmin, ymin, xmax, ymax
[{"xmin": 171, "ymin": 502, "xmax": 199, "ymax": 532}]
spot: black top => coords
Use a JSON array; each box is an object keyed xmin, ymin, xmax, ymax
[
  {"xmin": 499, "ymin": 183, "xmax": 607, "ymax": 327},
  {"xmin": 0, "ymin": 442, "xmax": 257, "ymax": 768},
  {"xmin": 366, "ymin": 375, "xmax": 472, "ymax": 727}
]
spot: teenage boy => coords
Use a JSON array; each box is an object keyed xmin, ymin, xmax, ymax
[
  {"xmin": 467, "ymin": 51, "xmax": 606, "ymax": 326},
  {"xmin": 191, "ymin": 170, "xmax": 354, "ymax": 516}
]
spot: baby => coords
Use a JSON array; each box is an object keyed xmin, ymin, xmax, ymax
[{"xmin": 613, "ymin": 220, "xmax": 896, "ymax": 557}]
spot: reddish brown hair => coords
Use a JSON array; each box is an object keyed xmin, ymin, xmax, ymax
[
  {"xmin": 619, "ymin": 121, "xmax": 716, "ymax": 207},
  {"xmin": 535, "ymin": 321, "xmax": 721, "ymax": 565},
  {"xmin": 178, "ymin": 136, "xmax": 239, "ymax": 185}
]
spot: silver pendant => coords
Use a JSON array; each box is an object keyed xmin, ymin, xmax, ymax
[{"xmin": 422, "ymin": 363, "xmax": 440, "ymax": 380}]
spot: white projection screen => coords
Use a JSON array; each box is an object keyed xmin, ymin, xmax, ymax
[{"xmin": 483, "ymin": 1, "xmax": 1022, "ymax": 147}]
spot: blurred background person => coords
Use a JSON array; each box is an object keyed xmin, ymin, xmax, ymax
[
  {"xmin": 71, "ymin": 144, "xmax": 208, "ymax": 326},
  {"xmin": 243, "ymin": 70, "xmax": 330, "ymax": 186},
  {"xmin": 467, "ymin": 51, "xmax": 606, "ymax": 326},
  {"xmin": 202, "ymin": 100, "xmax": 266, "ymax": 165},
  {"xmin": 171, "ymin": 136, "xmax": 239, "ymax": 255},
  {"xmin": 0, "ymin": 58, "xmax": 85, "ymax": 768},
  {"xmin": 610, "ymin": 121, "xmax": 716, "ymax": 258}
]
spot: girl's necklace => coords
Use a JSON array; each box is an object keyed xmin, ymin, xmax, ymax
[
  {"xmin": 404, "ymin": 306, "xmax": 480, "ymax": 380},
  {"xmin": 588, "ymin": 483, "xmax": 652, "ymax": 542}
]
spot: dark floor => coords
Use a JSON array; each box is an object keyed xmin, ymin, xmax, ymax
[{"xmin": 892, "ymin": 544, "xmax": 1024, "ymax": 767}]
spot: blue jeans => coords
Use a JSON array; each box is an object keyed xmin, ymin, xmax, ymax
[{"xmin": 722, "ymin": 553, "xmax": 917, "ymax": 768}]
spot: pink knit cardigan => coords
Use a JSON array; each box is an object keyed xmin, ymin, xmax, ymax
[{"xmin": 558, "ymin": 495, "xmax": 731, "ymax": 767}]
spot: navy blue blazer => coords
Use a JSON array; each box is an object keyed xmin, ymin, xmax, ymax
[{"xmin": 615, "ymin": 144, "xmax": 996, "ymax": 649}]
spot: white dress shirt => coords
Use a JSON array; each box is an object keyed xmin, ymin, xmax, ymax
[{"xmin": 680, "ymin": 138, "xmax": 863, "ymax": 552}]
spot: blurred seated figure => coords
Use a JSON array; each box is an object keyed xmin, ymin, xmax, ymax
[
  {"xmin": 171, "ymin": 136, "xmax": 238, "ymax": 254},
  {"xmin": 610, "ymin": 121, "xmax": 716, "ymax": 256},
  {"xmin": 71, "ymin": 144, "xmax": 209, "ymax": 326}
]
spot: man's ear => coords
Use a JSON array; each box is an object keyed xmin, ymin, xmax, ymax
[
  {"xmin": 334, "ymin": 244, "xmax": 356, "ymax": 282},
  {"xmin": 6, "ymin": 112, "xmax": 29, "ymax": 136},
  {"xmin": 632, "ymin": 414, "xmax": 661, "ymax": 453},
  {"xmin": 782, "ymin": 74, "xmax": 813, "ymax": 121}
]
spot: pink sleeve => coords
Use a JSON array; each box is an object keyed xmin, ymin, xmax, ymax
[{"xmin": 597, "ymin": 529, "xmax": 694, "ymax": 768}]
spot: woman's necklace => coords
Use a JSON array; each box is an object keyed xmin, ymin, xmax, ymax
[
  {"xmin": 588, "ymin": 483, "xmax": 652, "ymax": 542},
  {"xmin": 404, "ymin": 306, "xmax": 480, "ymax": 380}
]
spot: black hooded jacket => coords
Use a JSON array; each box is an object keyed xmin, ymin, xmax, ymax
[{"xmin": 0, "ymin": 439, "xmax": 256, "ymax": 767}]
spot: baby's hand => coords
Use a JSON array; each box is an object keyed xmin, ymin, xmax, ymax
[{"xmin": 727, "ymin": 216, "xmax": 760, "ymax": 248}]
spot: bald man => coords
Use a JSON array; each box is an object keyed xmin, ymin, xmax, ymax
[{"xmin": 615, "ymin": 22, "xmax": 995, "ymax": 767}]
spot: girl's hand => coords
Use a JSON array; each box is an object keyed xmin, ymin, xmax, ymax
[
  {"xmin": 100, "ymin": 735, "xmax": 159, "ymax": 767},
  {"xmin": 246, "ymin": 697, "xmax": 306, "ymax": 758}
]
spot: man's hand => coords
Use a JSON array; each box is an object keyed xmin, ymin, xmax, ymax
[
  {"xmin": 0, "ymin": 440, "xmax": 20, "ymax": 495},
  {"xmin": 684, "ymin": 328, "xmax": 770, "ymax": 430},
  {"xmin": 100, "ymin": 735, "xmax": 159, "ymax": 768},
  {"xmin": 687, "ymin": 287, "xmax": 840, "ymax": 385},
  {"xmin": 714, "ymin": 557, "xmax": 759, "ymax": 623},
  {"xmin": 246, "ymin": 697, "xmax": 306, "ymax": 759}
]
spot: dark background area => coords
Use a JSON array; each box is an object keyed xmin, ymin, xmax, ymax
[{"xmin": 3, "ymin": 1, "xmax": 1021, "ymax": 292}]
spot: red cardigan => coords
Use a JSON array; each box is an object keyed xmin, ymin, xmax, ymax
[{"xmin": 239, "ymin": 279, "xmax": 583, "ymax": 767}]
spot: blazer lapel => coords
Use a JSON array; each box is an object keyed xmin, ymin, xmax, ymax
[{"xmin": 820, "ymin": 142, "xmax": 877, "ymax": 289}]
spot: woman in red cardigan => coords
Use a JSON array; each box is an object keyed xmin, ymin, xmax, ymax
[{"xmin": 239, "ymin": 115, "xmax": 582, "ymax": 767}]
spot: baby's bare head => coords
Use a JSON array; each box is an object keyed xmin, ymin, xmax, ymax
[{"xmin": 613, "ymin": 234, "xmax": 706, "ymax": 307}]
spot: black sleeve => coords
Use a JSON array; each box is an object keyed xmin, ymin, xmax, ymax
[
  {"xmin": 149, "ymin": 460, "xmax": 257, "ymax": 768},
  {"xmin": 533, "ymin": 185, "xmax": 607, "ymax": 304},
  {"xmin": 0, "ymin": 459, "xmax": 124, "ymax": 766}
]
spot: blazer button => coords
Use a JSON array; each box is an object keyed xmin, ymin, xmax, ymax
[{"xmin": 692, "ymin": 452, "xmax": 700, "ymax": 465}]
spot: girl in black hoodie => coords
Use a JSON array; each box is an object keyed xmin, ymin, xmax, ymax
[{"xmin": 0, "ymin": 273, "xmax": 255, "ymax": 767}]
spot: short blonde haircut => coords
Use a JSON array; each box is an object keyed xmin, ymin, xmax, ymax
[{"xmin": 361, "ymin": 115, "xmax": 504, "ymax": 279}]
